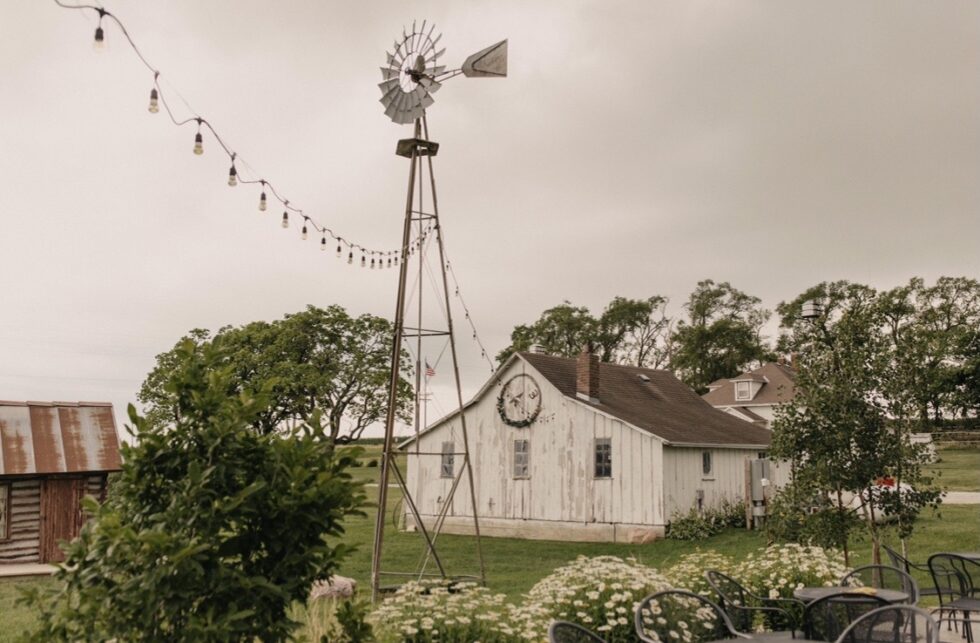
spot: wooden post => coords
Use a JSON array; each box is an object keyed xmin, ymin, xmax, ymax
[{"xmin": 744, "ymin": 459, "xmax": 753, "ymax": 530}]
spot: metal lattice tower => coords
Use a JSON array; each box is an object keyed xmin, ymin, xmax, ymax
[{"xmin": 371, "ymin": 22, "xmax": 507, "ymax": 600}]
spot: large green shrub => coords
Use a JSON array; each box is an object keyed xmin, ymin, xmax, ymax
[{"xmin": 22, "ymin": 340, "xmax": 365, "ymax": 642}]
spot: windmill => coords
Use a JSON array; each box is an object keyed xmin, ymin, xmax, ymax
[{"xmin": 371, "ymin": 21, "xmax": 507, "ymax": 600}]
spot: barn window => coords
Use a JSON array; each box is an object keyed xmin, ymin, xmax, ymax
[
  {"xmin": 440, "ymin": 442, "xmax": 455, "ymax": 478},
  {"xmin": 735, "ymin": 381, "xmax": 752, "ymax": 401},
  {"xmin": 594, "ymin": 438, "xmax": 612, "ymax": 478},
  {"xmin": 0, "ymin": 484, "xmax": 9, "ymax": 541},
  {"xmin": 513, "ymin": 440, "xmax": 530, "ymax": 478},
  {"xmin": 702, "ymin": 451, "xmax": 713, "ymax": 477}
]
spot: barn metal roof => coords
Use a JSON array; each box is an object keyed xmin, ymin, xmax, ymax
[{"xmin": 0, "ymin": 401, "xmax": 122, "ymax": 475}]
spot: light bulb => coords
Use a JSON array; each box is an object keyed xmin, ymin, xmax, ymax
[
  {"xmin": 347, "ymin": 252, "xmax": 353, "ymax": 264},
  {"xmin": 370, "ymin": 257, "xmax": 376, "ymax": 269},
  {"xmin": 258, "ymin": 191, "xmax": 267, "ymax": 211},
  {"xmin": 394, "ymin": 254, "xmax": 399, "ymax": 266},
  {"xmin": 193, "ymin": 132, "xmax": 203, "ymax": 155},
  {"xmin": 321, "ymin": 235, "xmax": 326, "ymax": 251},
  {"xmin": 336, "ymin": 244, "xmax": 342, "ymax": 257},
  {"xmin": 227, "ymin": 165, "xmax": 237, "ymax": 187},
  {"xmin": 281, "ymin": 211, "xmax": 289, "ymax": 228},
  {"xmin": 94, "ymin": 26, "xmax": 105, "ymax": 52},
  {"xmin": 361, "ymin": 255, "xmax": 366, "ymax": 268},
  {"xmin": 148, "ymin": 88, "xmax": 159, "ymax": 113},
  {"xmin": 302, "ymin": 223, "xmax": 308, "ymax": 240}
]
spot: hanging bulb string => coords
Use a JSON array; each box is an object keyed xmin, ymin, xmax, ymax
[
  {"xmin": 443, "ymin": 253, "xmax": 496, "ymax": 372},
  {"xmin": 53, "ymin": 0, "xmax": 403, "ymax": 262}
]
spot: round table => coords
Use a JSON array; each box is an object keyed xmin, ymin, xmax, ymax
[{"xmin": 793, "ymin": 586, "xmax": 909, "ymax": 604}]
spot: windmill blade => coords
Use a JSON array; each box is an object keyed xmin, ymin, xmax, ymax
[
  {"xmin": 386, "ymin": 51, "xmax": 396, "ymax": 66},
  {"xmin": 429, "ymin": 65, "xmax": 446, "ymax": 76},
  {"xmin": 419, "ymin": 77, "xmax": 442, "ymax": 94},
  {"xmin": 379, "ymin": 78, "xmax": 400, "ymax": 93},
  {"xmin": 380, "ymin": 84, "xmax": 401, "ymax": 106},
  {"xmin": 380, "ymin": 67, "xmax": 398, "ymax": 80},
  {"xmin": 462, "ymin": 39, "xmax": 508, "ymax": 77},
  {"xmin": 426, "ymin": 48, "xmax": 446, "ymax": 64}
]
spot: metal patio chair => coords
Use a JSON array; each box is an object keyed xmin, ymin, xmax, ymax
[
  {"xmin": 548, "ymin": 620, "xmax": 607, "ymax": 643},
  {"xmin": 834, "ymin": 605, "xmax": 938, "ymax": 643},
  {"xmin": 635, "ymin": 589, "xmax": 749, "ymax": 643},
  {"xmin": 705, "ymin": 570, "xmax": 803, "ymax": 636},
  {"xmin": 883, "ymin": 545, "xmax": 941, "ymax": 599},
  {"xmin": 927, "ymin": 553, "xmax": 980, "ymax": 643},
  {"xmin": 802, "ymin": 591, "xmax": 890, "ymax": 642},
  {"xmin": 841, "ymin": 565, "xmax": 920, "ymax": 605}
]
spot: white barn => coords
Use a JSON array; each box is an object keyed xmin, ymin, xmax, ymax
[{"xmin": 403, "ymin": 351, "xmax": 776, "ymax": 543}]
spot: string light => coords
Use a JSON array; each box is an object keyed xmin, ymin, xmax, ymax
[
  {"xmin": 281, "ymin": 211, "xmax": 289, "ymax": 229},
  {"xmin": 361, "ymin": 253, "xmax": 366, "ymax": 268},
  {"xmin": 336, "ymin": 243, "xmax": 342, "ymax": 257},
  {"xmin": 193, "ymin": 120, "xmax": 204, "ymax": 155},
  {"xmin": 93, "ymin": 10, "xmax": 105, "ymax": 52},
  {"xmin": 301, "ymin": 218, "xmax": 309, "ymax": 240},
  {"xmin": 54, "ymin": 1, "xmax": 409, "ymax": 270},
  {"xmin": 148, "ymin": 88, "xmax": 159, "ymax": 113},
  {"xmin": 321, "ymin": 234, "xmax": 327, "ymax": 251},
  {"xmin": 348, "ymin": 251, "xmax": 353, "ymax": 264}
]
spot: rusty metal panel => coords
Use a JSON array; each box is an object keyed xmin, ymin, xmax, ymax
[
  {"xmin": 0, "ymin": 406, "xmax": 35, "ymax": 476},
  {"xmin": 0, "ymin": 402, "xmax": 121, "ymax": 475},
  {"xmin": 28, "ymin": 406, "xmax": 66, "ymax": 474}
]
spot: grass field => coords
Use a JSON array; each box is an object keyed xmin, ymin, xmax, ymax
[
  {"xmin": 931, "ymin": 447, "xmax": 980, "ymax": 491},
  {"xmin": 2, "ymin": 446, "xmax": 978, "ymax": 639}
]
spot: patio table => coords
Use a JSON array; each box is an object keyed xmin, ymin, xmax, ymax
[
  {"xmin": 792, "ymin": 587, "xmax": 908, "ymax": 604},
  {"xmin": 948, "ymin": 552, "xmax": 980, "ymax": 561}
]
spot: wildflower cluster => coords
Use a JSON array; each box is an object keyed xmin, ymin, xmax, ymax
[
  {"xmin": 732, "ymin": 543, "xmax": 849, "ymax": 601},
  {"xmin": 636, "ymin": 592, "xmax": 729, "ymax": 643},
  {"xmin": 511, "ymin": 555, "xmax": 671, "ymax": 642},
  {"xmin": 371, "ymin": 580, "xmax": 517, "ymax": 643},
  {"xmin": 661, "ymin": 551, "xmax": 736, "ymax": 596}
]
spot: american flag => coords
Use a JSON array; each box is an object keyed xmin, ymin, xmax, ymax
[{"xmin": 424, "ymin": 360, "xmax": 436, "ymax": 377}]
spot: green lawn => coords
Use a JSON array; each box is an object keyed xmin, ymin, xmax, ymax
[
  {"xmin": 2, "ymin": 473, "xmax": 977, "ymax": 640},
  {"xmin": 931, "ymin": 447, "xmax": 980, "ymax": 491}
]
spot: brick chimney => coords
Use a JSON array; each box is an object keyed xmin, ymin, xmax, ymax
[{"xmin": 576, "ymin": 349, "xmax": 600, "ymax": 404}]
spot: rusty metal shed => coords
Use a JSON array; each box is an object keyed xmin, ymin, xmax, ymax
[{"xmin": 0, "ymin": 401, "xmax": 121, "ymax": 564}]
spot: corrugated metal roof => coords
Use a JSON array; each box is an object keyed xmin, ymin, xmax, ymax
[{"xmin": 0, "ymin": 402, "xmax": 121, "ymax": 475}]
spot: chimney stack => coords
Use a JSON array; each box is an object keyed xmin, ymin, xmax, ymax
[{"xmin": 576, "ymin": 349, "xmax": 600, "ymax": 404}]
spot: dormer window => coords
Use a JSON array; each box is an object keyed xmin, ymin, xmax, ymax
[{"xmin": 735, "ymin": 380, "xmax": 752, "ymax": 401}]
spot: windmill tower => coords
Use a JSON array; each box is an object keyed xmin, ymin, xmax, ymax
[{"xmin": 370, "ymin": 23, "xmax": 507, "ymax": 600}]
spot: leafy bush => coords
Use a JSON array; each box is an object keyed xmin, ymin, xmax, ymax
[
  {"xmin": 367, "ymin": 459, "xmax": 379, "ymax": 467},
  {"xmin": 667, "ymin": 500, "xmax": 746, "ymax": 541},
  {"xmin": 732, "ymin": 543, "xmax": 848, "ymax": 601},
  {"xmin": 510, "ymin": 555, "xmax": 671, "ymax": 641},
  {"xmin": 371, "ymin": 580, "xmax": 518, "ymax": 642},
  {"xmin": 22, "ymin": 340, "xmax": 365, "ymax": 642}
]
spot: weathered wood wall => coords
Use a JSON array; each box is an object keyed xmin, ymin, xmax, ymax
[
  {"xmin": 661, "ymin": 447, "xmax": 762, "ymax": 520},
  {"xmin": 0, "ymin": 478, "xmax": 41, "ymax": 563},
  {"xmin": 0, "ymin": 474, "xmax": 106, "ymax": 564},
  {"xmin": 407, "ymin": 358, "xmax": 666, "ymax": 535}
]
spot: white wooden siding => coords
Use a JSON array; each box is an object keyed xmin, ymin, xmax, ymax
[
  {"xmin": 407, "ymin": 358, "xmax": 666, "ymax": 530},
  {"xmin": 661, "ymin": 447, "xmax": 758, "ymax": 519}
]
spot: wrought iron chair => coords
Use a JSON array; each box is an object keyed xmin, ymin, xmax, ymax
[
  {"xmin": 802, "ymin": 591, "xmax": 890, "ymax": 642},
  {"xmin": 840, "ymin": 565, "xmax": 920, "ymax": 604},
  {"xmin": 883, "ymin": 545, "xmax": 940, "ymax": 599},
  {"xmin": 833, "ymin": 605, "xmax": 938, "ymax": 643},
  {"xmin": 634, "ymin": 589, "xmax": 749, "ymax": 643},
  {"xmin": 548, "ymin": 620, "xmax": 607, "ymax": 642},
  {"xmin": 704, "ymin": 570, "xmax": 804, "ymax": 636},
  {"xmin": 927, "ymin": 553, "xmax": 980, "ymax": 643}
]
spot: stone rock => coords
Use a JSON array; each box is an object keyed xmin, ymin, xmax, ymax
[{"xmin": 309, "ymin": 575, "xmax": 357, "ymax": 601}]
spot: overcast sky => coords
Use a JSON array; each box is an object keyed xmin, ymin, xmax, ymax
[{"xmin": 2, "ymin": 1, "xmax": 978, "ymax": 436}]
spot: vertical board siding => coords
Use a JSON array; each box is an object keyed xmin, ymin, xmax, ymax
[
  {"xmin": 661, "ymin": 447, "xmax": 755, "ymax": 520},
  {"xmin": 407, "ymin": 359, "xmax": 666, "ymax": 531},
  {"xmin": 0, "ymin": 478, "xmax": 42, "ymax": 563}
]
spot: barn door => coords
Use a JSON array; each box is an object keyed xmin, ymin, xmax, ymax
[{"xmin": 39, "ymin": 478, "xmax": 84, "ymax": 563}]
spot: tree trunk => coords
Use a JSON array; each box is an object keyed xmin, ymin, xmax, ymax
[{"xmin": 835, "ymin": 488, "xmax": 851, "ymax": 567}]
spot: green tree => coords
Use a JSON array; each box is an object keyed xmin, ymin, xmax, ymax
[
  {"xmin": 671, "ymin": 280, "xmax": 773, "ymax": 393},
  {"xmin": 138, "ymin": 305, "xmax": 413, "ymax": 443},
  {"xmin": 496, "ymin": 296, "xmax": 671, "ymax": 367},
  {"xmin": 773, "ymin": 281, "xmax": 941, "ymax": 566},
  {"xmin": 23, "ymin": 340, "xmax": 365, "ymax": 642}
]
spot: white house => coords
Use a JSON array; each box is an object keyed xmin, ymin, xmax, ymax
[
  {"xmin": 702, "ymin": 362, "xmax": 798, "ymax": 428},
  {"xmin": 402, "ymin": 351, "xmax": 776, "ymax": 543}
]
